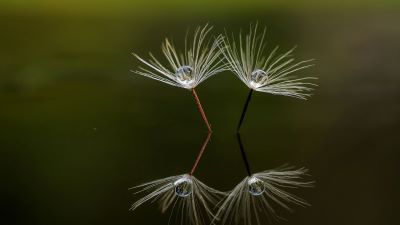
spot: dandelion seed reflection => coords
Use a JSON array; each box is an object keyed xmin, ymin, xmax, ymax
[
  {"xmin": 213, "ymin": 133, "xmax": 314, "ymax": 225},
  {"xmin": 130, "ymin": 133, "xmax": 224, "ymax": 225}
]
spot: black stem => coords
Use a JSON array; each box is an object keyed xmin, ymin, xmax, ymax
[
  {"xmin": 237, "ymin": 89, "xmax": 254, "ymax": 132},
  {"xmin": 236, "ymin": 132, "xmax": 252, "ymax": 176}
]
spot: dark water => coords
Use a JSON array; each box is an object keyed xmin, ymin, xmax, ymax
[{"xmin": 1, "ymin": 5, "xmax": 400, "ymax": 225}]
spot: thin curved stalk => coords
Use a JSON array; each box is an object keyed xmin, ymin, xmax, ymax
[
  {"xmin": 237, "ymin": 89, "xmax": 254, "ymax": 132},
  {"xmin": 191, "ymin": 88, "xmax": 212, "ymax": 132},
  {"xmin": 236, "ymin": 133, "xmax": 252, "ymax": 176},
  {"xmin": 190, "ymin": 132, "xmax": 212, "ymax": 175}
]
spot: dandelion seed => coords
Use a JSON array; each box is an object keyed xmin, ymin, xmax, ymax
[
  {"xmin": 132, "ymin": 25, "xmax": 227, "ymax": 132},
  {"xmin": 214, "ymin": 166, "xmax": 313, "ymax": 225},
  {"xmin": 221, "ymin": 23, "xmax": 317, "ymax": 131},
  {"xmin": 130, "ymin": 174, "xmax": 224, "ymax": 225},
  {"xmin": 221, "ymin": 133, "xmax": 314, "ymax": 225},
  {"xmin": 130, "ymin": 133, "xmax": 224, "ymax": 225}
]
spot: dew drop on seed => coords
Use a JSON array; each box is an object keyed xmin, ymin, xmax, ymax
[
  {"xmin": 176, "ymin": 66, "xmax": 195, "ymax": 87},
  {"xmin": 251, "ymin": 69, "xmax": 267, "ymax": 82},
  {"xmin": 174, "ymin": 176, "xmax": 193, "ymax": 197},
  {"xmin": 250, "ymin": 69, "xmax": 267, "ymax": 88},
  {"xmin": 248, "ymin": 176, "xmax": 265, "ymax": 196}
]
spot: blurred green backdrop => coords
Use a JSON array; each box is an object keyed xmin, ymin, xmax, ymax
[{"xmin": 1, "ymin": 1, "xmax": 400, "ymax": 225}]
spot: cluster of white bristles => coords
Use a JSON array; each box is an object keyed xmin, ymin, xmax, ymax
[
  {"xmin": 132, "ymin": 24, "xmax": 316, "ymax": 99},
  {"xmin": 130, "ymin": 167, "xmax": 313, "ymax": 225}
]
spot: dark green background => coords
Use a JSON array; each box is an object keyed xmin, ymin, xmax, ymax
[{"xmin": 1, "ymin": 1, "xmax": 399, "ymax": 225}]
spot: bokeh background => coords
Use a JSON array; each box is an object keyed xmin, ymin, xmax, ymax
[{"xmin": 1, "ymin": 1, "xmax": 400, "ymax": 225}]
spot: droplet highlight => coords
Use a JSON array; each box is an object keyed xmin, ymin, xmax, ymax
[
  {"xmin": 174, "ymin": 176, "xmax": 193, "ymax": 197},
  {"xmin": 176, "ymin": 66, "xmax": 195, "ymax": 88},
  {"xmin": 249, "ymin": 69, "xmax": 267, "ymax": 89},
  {"xmin": 248, "ymin": 176, "xmax": 265, "ymax": 196}
]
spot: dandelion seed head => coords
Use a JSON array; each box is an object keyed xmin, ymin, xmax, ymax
[
  {"xmin": 175, "ymin": 65, "xmax": 195, "ymax": 88},
  {"xmin": 130, "ymin": 174, "xmax": 225, "ymax": 225},
  {"xmin": 174, "ymin": 175, "xmax": 193, "ymax": 197},
  {"xmin": 221, "ymin": 23, "xmax": 317, "ymax": 99},
  {"xmin": 132, "ymin": 24, "xmax": 227, "ymax": 89},
  {"xmin": 247, "ymin": 176, "xmax": 265, "ymax": 196},
  {"xmin": 215, "ymin": 166, "xmax": 313, "ymax": 225}
]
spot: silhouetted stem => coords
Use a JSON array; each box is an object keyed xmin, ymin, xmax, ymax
[
  {"xmin": 191, "ymin": 88, "xmax": 212, "ymax": 132},
  {"xmin": 237, "ymin": 89, "xmax": 254, "ymax": 132},
  {"xmin": 236, "ymin": 133, "xmax": 252, "ymax": 176},
  {"xmin": 190, "ymin": 132, "xmax": 212, "ymax": 175}
]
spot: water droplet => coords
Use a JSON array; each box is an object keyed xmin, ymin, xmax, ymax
[
  {"xmin": 176, "ymin": 66, "xmax": 195, "ymax": 88},
  {"xmin": 174, "ymin": 176, "xmax": 193, "ymax": 197},
  {"xmin": 250, "ymin": 69, "xmax": 267, "ymax": 89},
  {"xmin": 248, "ymin": 176, "xmax": 265, "ymax": 196}
]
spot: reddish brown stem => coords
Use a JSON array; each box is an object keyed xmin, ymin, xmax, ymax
[
  {"xmin": 191, "ymin": 88, "xmax": 212, "ymax": 133},
  {"xmin": 190, "ymin": 132, "xmax": 212, "ymax": 175}
]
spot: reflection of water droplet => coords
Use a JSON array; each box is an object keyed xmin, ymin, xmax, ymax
[
  {"xmin": 248, "ymin": 176, "xmax": 265, "ymax": 196},
  {"xmin": 174, "ymin": 176, "xmax": 193, "ymax": 197},
  {"xmin": 176, "ymin": 66, "xmax": 195, "ymax": 88},
  {"xmin": 249, "ymin": 69, "xmax": 267, "ymax": 89}
]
